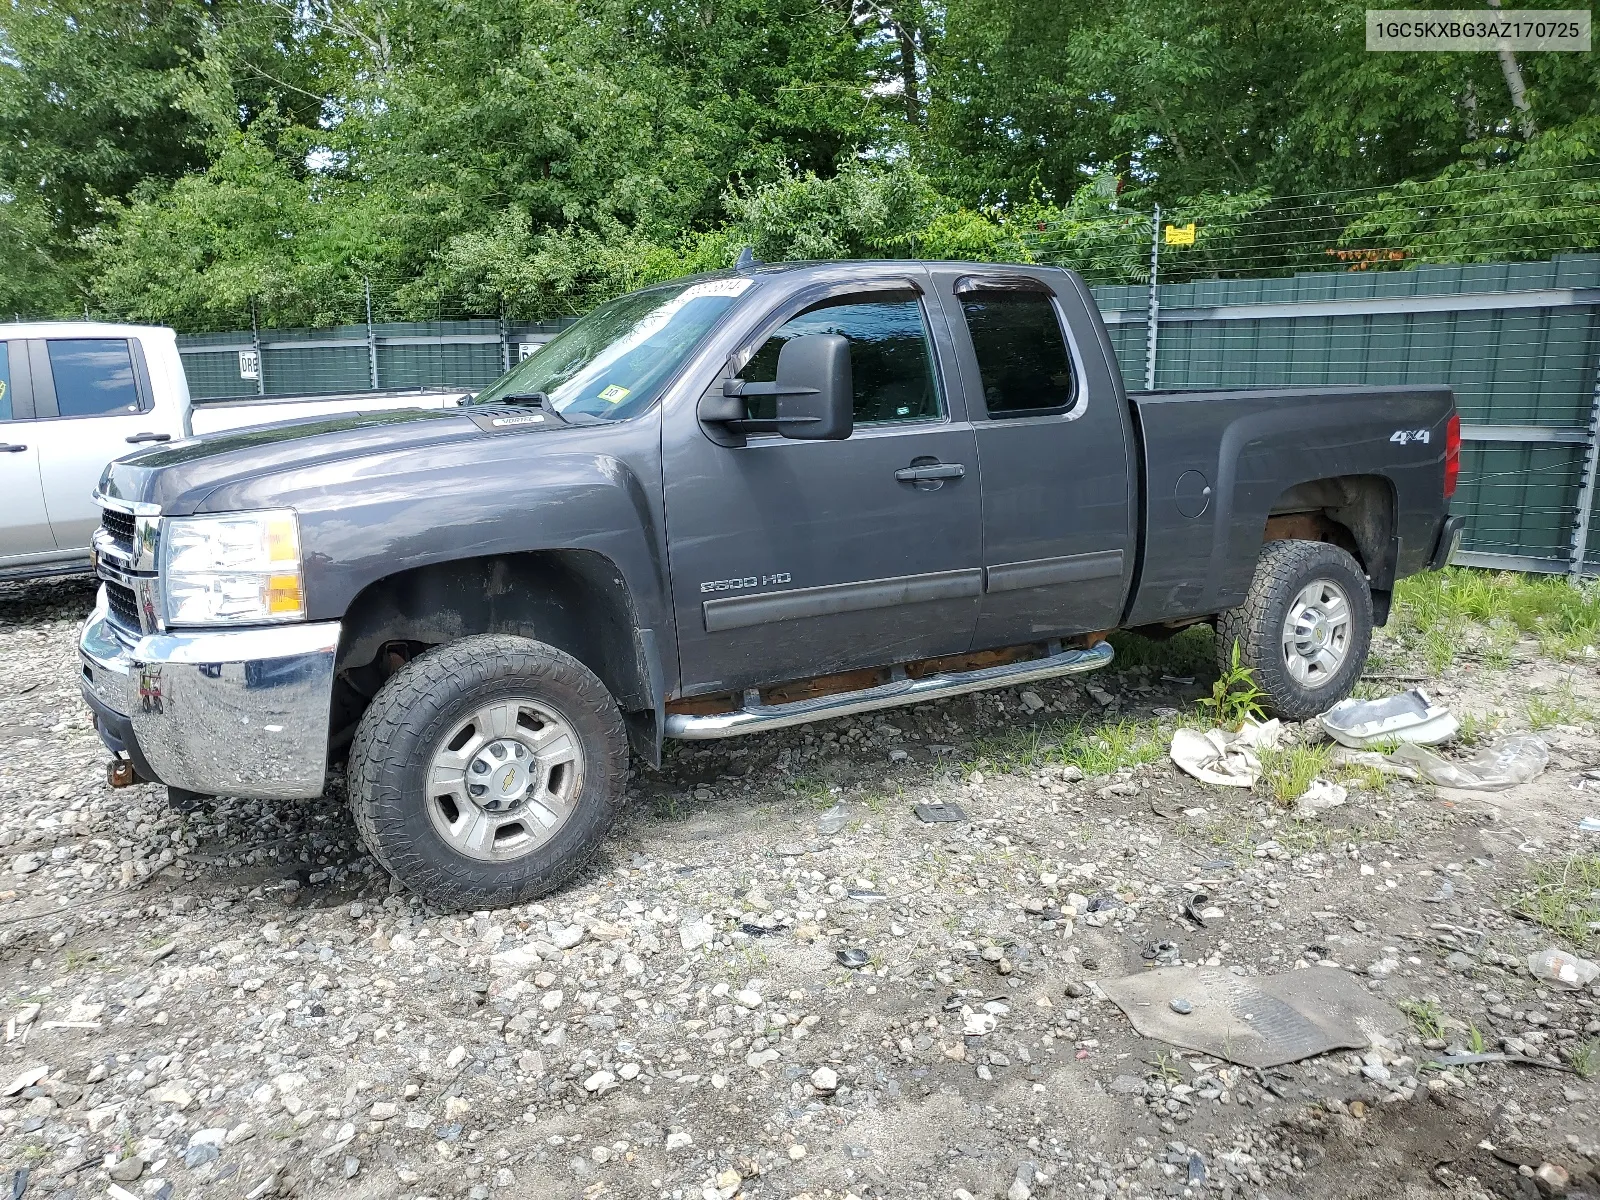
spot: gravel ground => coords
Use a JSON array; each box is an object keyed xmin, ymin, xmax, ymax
[{"xmin": 2, "ymin": 573, "xmax": 1598, "ymax": 1200}]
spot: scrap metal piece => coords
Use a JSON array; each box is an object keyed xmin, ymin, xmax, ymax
[{"xmin": 1100, "ymin": 965, "xmax": 1404, "ymax": 1068}]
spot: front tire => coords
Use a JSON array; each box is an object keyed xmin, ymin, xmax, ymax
[
  {"xmin": 348, "ymin": 634, "xmax": 628, "ymax": 910},
  {"xmin": 1215, "ymin": 539, "xmax": 1372, "ymax": 721}
]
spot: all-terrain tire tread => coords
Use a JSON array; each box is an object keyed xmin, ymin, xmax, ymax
[
  {"xmin": 1215, "ymin": 539, "xmax": 1372, "ymax": 721},
  {"xmin": 348, "ymin": 634, "xmax": 628, "ymax": 909}
]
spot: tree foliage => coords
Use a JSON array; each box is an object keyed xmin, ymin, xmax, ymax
[{"xmin": 2, "ymin": 0, "xmax": 1598, "ymax": 326}]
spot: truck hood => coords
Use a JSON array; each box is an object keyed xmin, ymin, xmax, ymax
[{"xmin": 98, "ymin": 408, "xmax": 489, "ymax": 514}]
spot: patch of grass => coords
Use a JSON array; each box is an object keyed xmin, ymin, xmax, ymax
[
  {"xmin": 1058, "ymin": 719, "xmax": 1166, "ymax": 776},
  {"xmin": 962, "ymin": 714, "xmax": 1166, "ymax": 778},
  {"xmin": 1525, "ymin": 683, "xmax": 1590, "ymax": 731},
  {"xmin": 1258, "ymin": 742, "xmax": 1334, "ymax": 807},
  {"xmin": 1511, "ymin": 853, "xmax": 1600, "ymax": 954},
  {"xmin": 1455, "ymin": 710, "xmax": 1501, "ymax": 747},
  {"xmin": 1197, "ymin": 641, "xmax": 1265, "ymax": 730},
  {"xmin": 1400, "ymin": 998, "xmax": 1446, "ymax": 1040},
  {"xmin": 62, "ymin": 947, "xmax": 98, "ymax": 972},
  {"xmin": 789, "ymin": 773, "xmax": 835, "ymax": 808},
  {"xmin": 1571, "ymin": 1039, "xmax": 1600, "ymax": 1080},
  {"xmin": 1466, "ymin": 1024, "xmax": 1487, "ymax": 1054},
  {"xmin": 1107, "ymin": 625, "xmax": 1216, "ymax": 677},
  {"xmin": 1390, "ymin": 568, "xmax": 1600, "ymax": 665},
  {"xmin": 651, "ymin": 791, "xmax": 686, "ymax": 820}
]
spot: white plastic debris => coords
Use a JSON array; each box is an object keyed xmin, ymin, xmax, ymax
[
  {"xmin": 1292, "ymin": 778, "xmax": 1347, "ymax": 818},
  {"xmin": 1527, "ymin": 947, "xmax": 1600, "ymax": 989},
  {"xmin": 1169, "ymin": 718, "xmax": 1282, "ymax": 788},
  {"xmin": 1328, "ymin": 747, "xmax": 1420, "ymax": 780},
  {"xmin": 1318, "ymin": 688, "xmax": 1458, "ymax": 748},
  {"xmin": 1390, "ymin": 735, "xmax": 1549, "ymax": 791}
]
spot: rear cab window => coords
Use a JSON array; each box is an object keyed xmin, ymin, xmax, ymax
[
  {"xmin": 46, "ymin": 339, "xmax": 144, "ymax": 417},
  {"xmin": 958, "ymin": 285, "xmax": 1078, "ymax": 418},
  {"xmin": 0, "ymin": 343, "xmax": 11, "ymax": 421}
]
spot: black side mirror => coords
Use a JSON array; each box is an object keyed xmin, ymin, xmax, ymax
[
  {"xmin": 699, "ymin": 333, "xmax": 853, "ymax": 444},
  {"xmin": 774, "ymin": 333, "xmax": 852, "ymax": 441}
]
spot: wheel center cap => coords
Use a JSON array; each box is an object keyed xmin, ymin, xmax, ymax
[
  {"xmin": 470, "ymin": 741, "xmax": 531, "ymax": 811},
  {"xmin": 1304, "ymin": 613, "xmax": 1329, "ymax": 646}
]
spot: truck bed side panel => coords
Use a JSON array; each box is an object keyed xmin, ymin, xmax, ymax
[{"xmin": 1126, "ymin": 385, "xmax": 1453, "ymax": 627}]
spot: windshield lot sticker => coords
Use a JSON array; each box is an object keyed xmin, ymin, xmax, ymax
[{"xmin": 598, "ymin": 384, "xmax": 631, "ymax": 403}]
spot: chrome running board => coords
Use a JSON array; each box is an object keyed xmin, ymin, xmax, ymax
[{"xmin": 664, "ymin": 640, "xmax": 1114, "ymax": 740}]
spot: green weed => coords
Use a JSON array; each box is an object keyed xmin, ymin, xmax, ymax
[
  {"xmin": 1259, "ymin": 742, "xmax": 1334, "ymax": 807},
  {"xmin": 1525, "ymin": 683, "xmax": 1590, "ymax": 731},
  {"xmin": 1455, "ymin": 710, "xmax": 1500, "ymax": 747},
  {"xmin": 789, "ymin": 773, "xmax": 835, "ymax": 808},
  {"xmin": 1058, "ymin": 720, "xmax": 1166, "ymax": 776},
  {"xmin": 963, "ymin": 715, "xmax": 1164, "ymax": 778},
  {"xmin": 1197, "ymin": 641, "xmax": 1265, "ymax": 730},
  {"xmin": 1400, "ymin": 998, "xmax": 1446, "ymax": 1040},
  {"xmin": 1511, "ymin": 853, "xmax": 1600, "ymax": 954},
  {"xmin": 1571, "ymin": 1039, "xmax": 1600, "ymax": 1080},
  {"xmin": 1466, "ymin": 1024, "xmax": 1487, "ymax": 1054},
  {"xmin": 62, "ymin": 947, "xmax": 98, "ymax": 972}
]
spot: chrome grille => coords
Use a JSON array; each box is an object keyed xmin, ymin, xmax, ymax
[
  {"xmin": 105, "ymin": 581, "xmax": 142, "ymax": 630},
  {"xmin": 101, "ymin": 507, "xmax": 137, "ymax": 554}
]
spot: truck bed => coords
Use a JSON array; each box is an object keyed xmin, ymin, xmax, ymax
[{"xmin": 1124, "ymin": 383, "xmax": 1456, "ymax": 628}]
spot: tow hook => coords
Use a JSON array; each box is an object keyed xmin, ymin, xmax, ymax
[{"xmin": 107, "ymin": 759, "xmax": 139, "ymax": 788}]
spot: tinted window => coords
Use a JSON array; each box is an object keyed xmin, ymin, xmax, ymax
[
  {"xmin": 0, "ymin": 343, "xmax": 10, "ymax": 421},
  {"xmin": 960, "ymin": 291, "xmax": 1076, "ymax": 417},
  {"xmin": 47, "ymin": 339, "xmax": 142, "ymax": 417},
  {"xmin": 740, "ymin": 292, "xmax": 941, "ymax": 424}
]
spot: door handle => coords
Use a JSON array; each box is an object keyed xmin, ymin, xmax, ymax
[
  {"xmin": 895, "ymin": 462, "xmax": 966, "ymax": 483},
  {"xmin": 126, "ymin": 432, "xmax": 172, "ymax": 444},
  {"xmin": 0, "ymin": 444, "xmax": 26, "ymax": 453}
]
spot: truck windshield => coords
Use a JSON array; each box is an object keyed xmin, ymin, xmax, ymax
[{"xmin": 471, "ymin": 276, "xmax": 753, "ymax": 420}]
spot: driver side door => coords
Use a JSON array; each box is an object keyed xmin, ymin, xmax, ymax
[{"xmin": 663, "ymin": 274, "xmax": 983, "ymax": 697}]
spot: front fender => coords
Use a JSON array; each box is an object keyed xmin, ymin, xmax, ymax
[{"xmin": 193, "ymin": 420, "xmax": 674, "ymax": 681}]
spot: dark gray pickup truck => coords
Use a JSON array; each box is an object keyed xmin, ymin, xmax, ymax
[{"xmin": 80, "ymin": 261, "xmax": 1463, "ymax": 908}]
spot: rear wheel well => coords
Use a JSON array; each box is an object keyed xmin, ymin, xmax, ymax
[
  {"xmin": 330, "ymin": 551, "xmax": 657, "ymax": 762},
  {"xmin": 1263, "ymin": 475, "xmax": 1396, "ymax": 621}
]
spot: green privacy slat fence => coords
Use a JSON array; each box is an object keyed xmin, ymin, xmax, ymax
[
  {"xmin": 176, "ymin": 258, "xmax": 1600, "ymax": 574},
  {"xmin": 1089, "ymin": 254, "xmax": 1600, "ymax": 575},
  {"xmin": 178, "ymin": 320, "xmax": 577, "ymax": 400}
]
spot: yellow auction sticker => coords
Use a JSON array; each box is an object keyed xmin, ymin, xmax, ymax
[{"xmin": 598, "ymin": 384, "xmax": 631, "ymax": 403}]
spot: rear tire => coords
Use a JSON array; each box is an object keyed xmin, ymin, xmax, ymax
[
  {"xmin": 348, "ymin": 634, "xmax": 628, "ymax": 910},
  {"xmin": 1215, "ymin": 539, "xmax": 1372, "ymax": 721}
]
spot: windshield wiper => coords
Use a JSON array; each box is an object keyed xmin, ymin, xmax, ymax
[{"xmin": 478, "ymin": 391, "xmax": 570, "ymax": 425}]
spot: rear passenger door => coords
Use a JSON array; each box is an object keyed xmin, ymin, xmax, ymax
[
  {"xmin": 0, "ymin": 341, "xmax": 57, "ymax": 563},
  {"xmin": 932, "ymin": 269, "xmax": 1137, "ymax": 648},
  {"xmin": 24, "ymin": 337, "xmax": 163, "ymax": 553}
]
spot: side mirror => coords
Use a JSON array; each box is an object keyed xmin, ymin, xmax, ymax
[{"xmin": 775, "ymin": 333, "xmax": 853, "ymax": 441}]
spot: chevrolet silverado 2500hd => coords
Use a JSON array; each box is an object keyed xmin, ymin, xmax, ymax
[{"xmin": 78, "ymin": 262, "xmax": 1463, "ymax": 908}]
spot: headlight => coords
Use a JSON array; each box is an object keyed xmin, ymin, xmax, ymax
[{"xmin": 161, "ymin": 510, "xmax": 306, "ymax": 626}]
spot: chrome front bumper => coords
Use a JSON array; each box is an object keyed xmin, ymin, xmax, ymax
[{"xmin": 79, "ymin": 591, "xmax": 341, "ymax": 800}]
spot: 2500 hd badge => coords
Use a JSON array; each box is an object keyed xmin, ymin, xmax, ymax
[{"xmin": 700, "ymin": 572, "xmax": 792, "ymax": 593}]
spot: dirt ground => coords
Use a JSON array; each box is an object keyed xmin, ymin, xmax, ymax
[{"xmin": 1, "ymin": 573, "xmax": 1597, "ymax": 1200}]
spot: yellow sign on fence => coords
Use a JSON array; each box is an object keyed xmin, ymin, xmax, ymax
[{"xmin": 1164, "ymin": 222, "xmax": 1196, "ymax": 246}]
